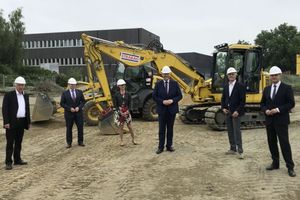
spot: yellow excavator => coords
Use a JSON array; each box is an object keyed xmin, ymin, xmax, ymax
[{"xmin": 79, "ymin": 34, "xmax": 268, "ymax": 130}]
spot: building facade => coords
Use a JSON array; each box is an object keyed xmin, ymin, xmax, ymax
[{"xmin": 22, "ymin": 28, "xmax": 212, "ymax": 80}]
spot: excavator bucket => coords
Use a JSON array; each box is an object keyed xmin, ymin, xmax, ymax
[
  {"xmin": 98, "ymin": 109, "xmax": 118, "ymax": 134},
  {"xmin": 32, "ymin": 92, "xmax": 54, "ymax": 122}
]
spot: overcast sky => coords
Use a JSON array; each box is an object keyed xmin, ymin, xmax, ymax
[{"xmin": 1, "ymin": 0, "xmax": 300, "ymax": 55}]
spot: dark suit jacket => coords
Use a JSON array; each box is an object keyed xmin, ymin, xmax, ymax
[
  {"xmin": 221, "ymin": 81, "xmax": 246, "ymax": 116},
  {"xmin": 60, "ymin": 89, "xmax": 86, "ymax": 116},
  {"xmin": 260, "ymin": 82, "xmax": 295, "ymax": 125},
  {"xmin": 152, "ymin": 79, "xmax": 182, "ymax": 115},
  {"xmin": 2, "ymin": 90, "xmax": 31, "ymax": 130},
  {"xmin": 113, "ymin": 92, "xmax": 131, "ymax": 112}
]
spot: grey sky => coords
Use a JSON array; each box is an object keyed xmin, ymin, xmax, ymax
[{"xmin": 1, "ymin": 0, "xmax": 300, "ymax": 55}]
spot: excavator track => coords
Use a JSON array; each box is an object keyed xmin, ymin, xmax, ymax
[
  {"xmin": 179, "ymin": 103, "xmax": 218, "ymax": 124},
  {"xmin": 204, "ymin": 104, "xmax": 266, "ymax": 130}
]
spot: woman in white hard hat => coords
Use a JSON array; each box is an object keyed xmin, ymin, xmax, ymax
[
  {"xmin": 2, "ymin": 76, "xmax": 31, "ymax": 170},
  {"xmin": 113, "ymin": 79, "xmax": 137, "ymax": 146}
]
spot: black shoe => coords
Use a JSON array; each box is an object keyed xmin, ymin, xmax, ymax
[
  {"xmin": 14, "ymin": 160, "xmax": 27, "ymax": 165},
  {"xmin": 156, "ymin": 149, "xmax": 163, "ymax": 154},
  {"xmin": 66, "ymin": 144, "xmax": 72, "ymax": 148},
  {"xmin": 166, "ymin": 147, "xmax": 175, "ymax": 152},
  {"xmin": 266, "ymin": 163, "xmax": 279, "ymax": 170},
  {"xmin": 5, "ymin": 164, "xmax": 12, "ymax": 170},
  {"xmin": 288, "ymin": 169, "xmax": 296, "ymax": 177},
  {"xmin": 78, "ymin": 143, "xmax": 85, "ymax": 147}
]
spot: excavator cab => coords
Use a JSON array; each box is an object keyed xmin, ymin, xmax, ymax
[
  {"xmin": 211, "ymin": 44, "xmax": 262, "ymax": 95},
  {"xmin": 112, "ymin": 62, "xmax": 157, "ymax": 117}
]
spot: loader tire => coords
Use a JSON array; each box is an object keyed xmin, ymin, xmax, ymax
[
  {"xmin": 142, "ymin": 98, "xmax": 158, "ymax": 121},
  {"xmin": 83, "ymin": 101, "xmax": 100, "ymax": 126}
]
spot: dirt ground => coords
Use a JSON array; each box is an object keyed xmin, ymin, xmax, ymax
[{"xmin": 0, "ymin": 95, "xmax": 300, "ymax": 200}]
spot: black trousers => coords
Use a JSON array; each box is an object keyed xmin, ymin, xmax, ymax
[
  {"xmin": 65, "ymin": 113, "xmax": 84, "ymax": 145},
  {"xmin": 5, "ymin": 118, "xmax": 26, "ymax": 165},
  {"xmin": 158, "ymin": 112, "xmax": 176, "ymax": 150},
  {"xmin": 266, "ymin": 123, "xmax": 294, "ymax": 170}
]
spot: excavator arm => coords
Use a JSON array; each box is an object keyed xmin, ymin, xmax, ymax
[{"xmin": 81, "ymin": 34, "xmax": 211, "ymax": 105}]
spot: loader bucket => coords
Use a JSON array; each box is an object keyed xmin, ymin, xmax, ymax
[
  {"xmin": 32, "ymin": 92, "xmax": 54, "ymax": 122},
  {"xmin": 98, "ymin": 108, "xmax": 119, "ymax": 135}
]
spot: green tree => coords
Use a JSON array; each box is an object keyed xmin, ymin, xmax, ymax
[
  {"xmin": 237, "ymin": 40, "xmax": 251, "ymax": 45},
  {"xmin": 255, "ymin": 23, "xmax": 300, "ymax": 73},
  {"xmin": 0, "ymin": 8, "xmax": 25, "ymax": 72}
]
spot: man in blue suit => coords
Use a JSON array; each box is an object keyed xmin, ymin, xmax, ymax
[
  {"xmin": 261, "ymin": 66, "xmax": 296, "ymax": 177},
  {"xmin": 152, "ymin": 66, "xmax": 182, "ymax": 154},
  {"xmin": 60, "ymin": 78, "xmax": 86, "ymax": 148},
  {"xmin": 221, "ymin": 67, "xmax": 246, "ymax": 159}
]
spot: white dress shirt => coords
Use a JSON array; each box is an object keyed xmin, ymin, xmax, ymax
[
  {"xmin": 164, "ymin": 80, "xmax": 169, "ymax": 94},
  {"xmin": 69, "ymin": 89, "xmax": 76, "ymax": 99},
  {"xmin": 270, "ymin": 81, "xmax": 281, "ymax": 99},
  {"xmin": 270, "ymin": 81, "xmax": 281, "ymax": 113},
  {"xmin": 16, "ymin": 90, "xmax": 26, "ymax": 118},
  {"xmin": 228, "ymin": 80, "xmax": 236, "ymax": 96}
]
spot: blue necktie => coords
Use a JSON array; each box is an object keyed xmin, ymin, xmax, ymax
[
  {"xmin": 72, "ymin": 90, "xmax": 76, "ymax": 101},
  {"xmin": 271, "ymin": 85, "xmax": 276, "ymax": 100}
]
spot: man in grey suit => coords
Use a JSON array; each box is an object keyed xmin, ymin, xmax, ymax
[{"xmin": 221, "ymin": 67, "xmax": 246, "ymax": 159}]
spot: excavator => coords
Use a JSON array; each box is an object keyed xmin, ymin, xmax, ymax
[{"xmin": 79, "ymin": 34, "xmax": 268, "ymax": 131}]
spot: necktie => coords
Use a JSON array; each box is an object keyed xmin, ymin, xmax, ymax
[
  {"xmin": 72, "ymin": 90, "xmax": 76, "ymax": 101},
  {"xmin": 164, "ymin": 81, "xmax": 169, "ymax": 94},
  {"xmin": 271, "ymin": 85, "xmax": 276, "ymax": 100}
]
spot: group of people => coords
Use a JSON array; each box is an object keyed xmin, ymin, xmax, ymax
[
  {"xmin": 2, "ymin": 66, "xmax": 296, "ymax": 177},
  {"xmin": 221, "ymin": 66, "xmax": 296, "ymax": 177}
]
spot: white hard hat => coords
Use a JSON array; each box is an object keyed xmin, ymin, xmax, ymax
[
  {"xmin": 161, "ymin": 66, "xmax": 172, "ymax": 74},
  {"xmin": 68, "ymin": 77, "xmax": 77, "ymax": 84},
  {"xmin": 269, "ymin": 66, "xmax": 282, "ymax": 75},
  {"xmin": 117, "ymin": 79, "xmax": 126, "ymax": 86},
  {"xmin": 227, "ymin": 67, "xmax": 237, "ymax": 75},
  {"xmin": 14, "ymin": 76, "xmax": 26, "ymax": 84}
]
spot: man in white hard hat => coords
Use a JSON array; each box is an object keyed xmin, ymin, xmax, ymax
[
  {"xmin": 152, "ymin": 66, "xmax": 182, "ymax": 154},
  {"xmin": 221, "ymin": 67, "xmax": 246, "ymax": 159},
  {"xmin": 60, "ymin": 77, "xmax": 86, "ymax": 148},
  {"xmin": 2, "ymin": 76, "xmax": 31, "ymax": 170},
  {"xmin": 261, "ymin": 66, "xmax": 296, "ymax": 177}
]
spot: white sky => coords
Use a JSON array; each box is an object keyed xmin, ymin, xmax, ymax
[{"xmin": 1, "ymin": 0, "xmax": 300, "ymax": 55}]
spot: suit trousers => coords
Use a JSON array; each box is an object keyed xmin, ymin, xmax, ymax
[
  {"xmin": 65, "ymin": 113, "xmax": 84, "ymax": 144},
  {"xmin": 5, "ymin": 118, "xmax": 26, "ymax": 164},
  {"xmin": 158, "ymin": 111, "xmax": 176, "ymax": 150},
  {"xmin": 266, "ymin": 123, "xmax": 294, "ymax": 169},
  {"xmin": 226, "ymin": 115, "xmax": 243, "ymax": 153}
]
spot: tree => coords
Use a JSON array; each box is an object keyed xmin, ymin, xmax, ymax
[
  {"xmin": 237, "ymin": 40, "xmax": 251, "ymax": 45},
  {"xmin": 0, "ymin": 8, "xmax": 25, "ymax": 72},
  {"xmin": 255, "ymin": 23, "xmax": 300, "ymax": 73}
]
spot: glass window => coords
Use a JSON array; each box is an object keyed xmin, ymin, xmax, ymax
[
  {"xmin": 212, "ymin": 51, "xmax": 227, "ymax": 91},
  {"xmin": 245, "ymin": 51, "xmax": 259, "ymax": 73}
]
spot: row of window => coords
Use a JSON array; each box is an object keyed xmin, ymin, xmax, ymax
[
  {"xmin": 23, "ymin": 57, "xmax": 85, "ymax": 66},
  {"xmin": 22, "ymin": 39, "xmax": 83, "ymax": 49}
]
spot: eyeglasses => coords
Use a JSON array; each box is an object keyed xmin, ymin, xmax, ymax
[
  {"xmin": 227, "ymin": 73, "xmax": 236, "ymax": 76},
  {"xmin": 270, "ymin": 74, "xmax": 279, "ymax": 77}
]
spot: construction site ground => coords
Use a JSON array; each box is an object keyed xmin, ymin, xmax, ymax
[{"xmin": 0, "ymin": 94, "xmax": 300, "ymax": 200}]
